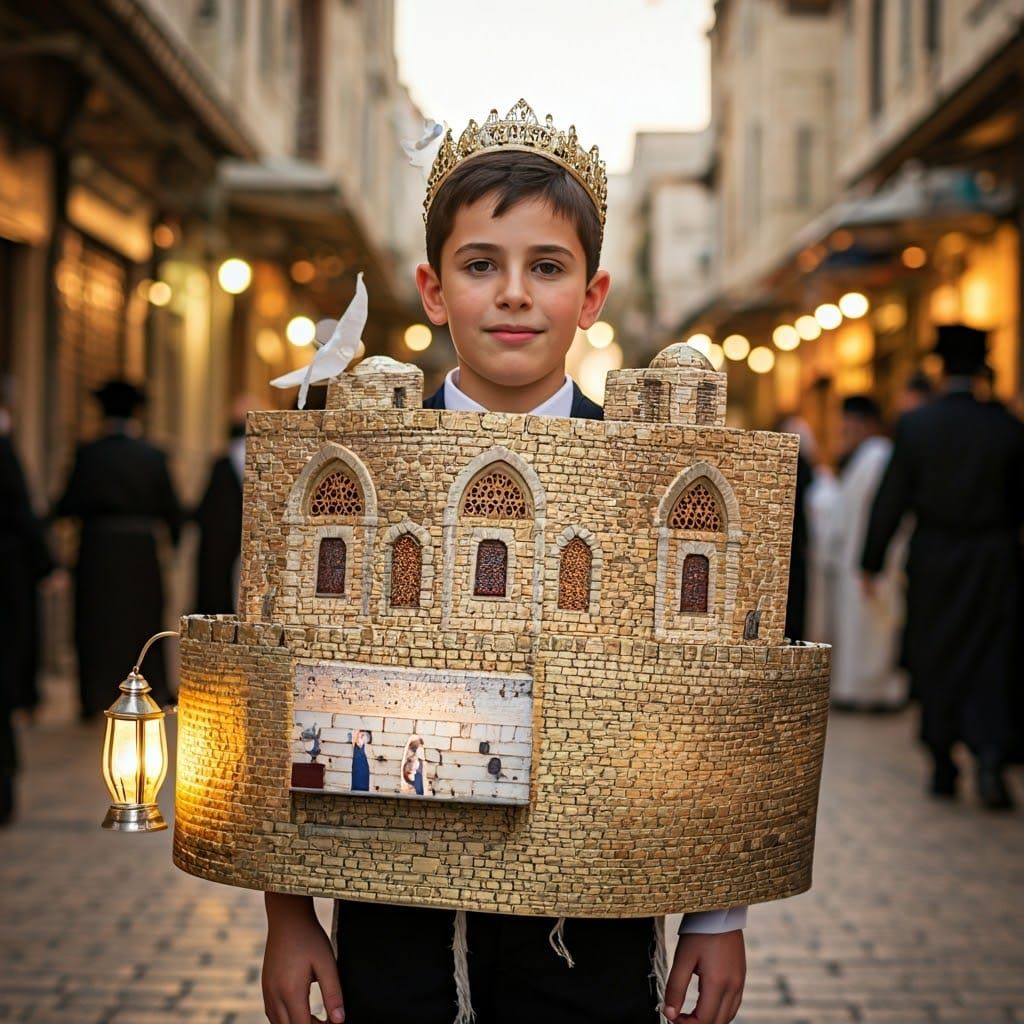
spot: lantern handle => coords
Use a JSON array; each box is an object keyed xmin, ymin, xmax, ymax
[{"xmin": 132, "ymin": 630, "xmax": 180, "ymax": 675}]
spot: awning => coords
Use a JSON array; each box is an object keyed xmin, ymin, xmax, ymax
[
  {"xmin": 0, "ymin": 0, "xmax": 259, "ymax": 203},
  {"xmin": 677, "ymin": 166, "xmax": 1017, "ymax": 335},
  {"xmin": 219, "ymin": 158, "xmax": 413, "ymax": 327}
]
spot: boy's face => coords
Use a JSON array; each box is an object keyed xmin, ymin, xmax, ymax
[{"xmin": 416, "ymin": 194, "xmax": 610, "ymax": 413}]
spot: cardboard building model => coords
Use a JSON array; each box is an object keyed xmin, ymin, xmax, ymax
[{"xmin": 173, "ymin": 343, "xmax": 831, "ymax": 918}]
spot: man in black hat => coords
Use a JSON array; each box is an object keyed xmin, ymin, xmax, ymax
[
  {"xmin": 55, "ymin": 379, "xmax": 183, "ymax": 717},
  {"xmin": 862, "ymin": 324, "xmax": 1024, "ymax": 809}
]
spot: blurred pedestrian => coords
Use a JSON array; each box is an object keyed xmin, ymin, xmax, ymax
[
  {"xmin": 193, "ymin": 397, "xmax": 249, "ymax": 614},
  {"xmin": 826, "ymin": 397, "xmax": 907, "ymax": 712},
  {"xmin": 797, "ymin": 425, "xmax": 839, "ymax": 646},
  {"xmin": 862, "ymin": 325, "xmax": 1024, "ymax": 809},
  {"xmin": 896, "ymin": 369, "xmax": 934, "ymax": 416},
  {"xmin": 0, "ymin": 407, "xmax": 54, "ymax": 824},
  {"xmin": 55, "ymin": 380, "xmax": 183, "ymax": 718}
]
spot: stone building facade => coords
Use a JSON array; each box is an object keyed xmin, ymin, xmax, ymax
[{"xmin": 173, "ymin": 346, "xmax": 831, "ymax": 917}]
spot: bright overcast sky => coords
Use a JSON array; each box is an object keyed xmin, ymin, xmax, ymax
[{"xmin": 394, "ymin": 0, "xmax": 714, "ymax": 175}]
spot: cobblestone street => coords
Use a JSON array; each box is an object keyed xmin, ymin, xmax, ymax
[{"xmin": 1, "ymin": 674, "xmax": 1022, "ymax": 1024}]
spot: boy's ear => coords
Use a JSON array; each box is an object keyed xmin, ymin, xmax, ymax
[
  {"xmin": 415, "ymin": 263, "xmax": 449, "ymax": 326},
  {"xmin": 577, "ymin": 269, "xmax": 612, "ymax": 331}
]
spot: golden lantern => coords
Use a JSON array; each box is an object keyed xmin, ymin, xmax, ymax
[{"xmin": 100, "ymin": 631, "xmax": 177, "ymax": 833}]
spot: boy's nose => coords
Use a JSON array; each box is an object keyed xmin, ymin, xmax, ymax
[{"xmin": 496, "ymin": 272, "xmax": 532, "ymax": 309}]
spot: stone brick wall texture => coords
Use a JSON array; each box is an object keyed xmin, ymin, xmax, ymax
[{"xmin": 173, "ymin": 359, "xmax": 831, "ymax": 917}]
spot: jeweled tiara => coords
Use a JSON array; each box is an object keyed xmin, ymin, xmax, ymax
[{"xmin": 423, "ymin": 99, "xmax": 608, "ymax": 230}]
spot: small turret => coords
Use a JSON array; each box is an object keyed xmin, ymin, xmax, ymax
[
  {"xmin": 325, "ymin": 356, "xmax": 425, "ymax": 411},
  {"xmin": 603, "ymin": 342, "xmax": 726, "ymax": 427}
]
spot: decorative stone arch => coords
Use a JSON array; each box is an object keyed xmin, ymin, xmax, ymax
[
  {"xmin": 441, "ymin": 446, "xmax": 547, "ymax": 631},
  {"xmin": 379, "ymin": 518, "xmax": 435, "ymax": 613},
  {"xmin": 443, "ymin": 446, "xmax": 547, "ymax": 527},
  {"xmin": 284, "ymin": 442, "xmax": 379, "ymax": 527},
  {"xmin": 284, "ymin": 443, "xmax": 379, "ymax": 617},
  {"xmin": 656, "ymin": 462, "xmax": 741, "ymax": 540},
  {"xmin": 554, "ymin": 525, "xmax": 602, "ymax": 614},
  {"xmin": 654, "ymin": 463, "xmax": 743, "ymax": 640}
]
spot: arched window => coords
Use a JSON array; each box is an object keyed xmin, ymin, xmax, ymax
[
  {"xmin": 669, "ymin": 481, "xmax": 724, "ymax": 532},
  {"xmin": 390, "ymin": 534, "xmax": 422, "ymax": 608},
  {"xmin": 558, "ymin": 538, "xmax": 592, "ymax": 611},
  {"xmin": 309, "ymin": 470, "xmax": 362, "ymax": 517},
  {"xmin": 316, "ymin": 538, "xmax": 347, "ymax": 595},
  {"xmin": 680, "ymin": 554, "xmax": 709, "ymax": 613},
  {"xmin": 474, "ymin": 540, "xmax": 508, "ymax": 597},
  {"xmin": 462, "ymin": 469, "xmax": 529, "ymax": 519}
]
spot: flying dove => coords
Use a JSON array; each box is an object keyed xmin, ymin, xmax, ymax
[
  {"xmin": 270, "ymin": 272, "xmax": 367, "ymax": 409},
  {"xmin": 401, "ymin": 119, "xmax": 446, "ymax": 173}
]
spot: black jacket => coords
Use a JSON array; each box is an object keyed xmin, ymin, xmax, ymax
[{"xmin": 422, "ymin": 381, "xmax": 604, "ymax": 420}]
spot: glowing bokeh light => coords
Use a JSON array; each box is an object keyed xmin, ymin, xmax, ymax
[
  {"xmin": 747, "ymin": 346, "xmax": 776, "ymax": 374},
  {"xmin": 901, "ymin": 246, "xmax": 927, "ymax": 269},
  {"xmin": 217, "ymin": 258, "xmax": 253, "ymax": 295},
  {"xmin": 588, "ymin": 321, "xmax": 615, "ymax": 349},
  {"xmin": 795, "ymin": 315, "xmax": 822, "ymax": 341},
  {"xmin": 814, "ymin": 303, "xmax": 843, "ymax": 330},
  {"xmin": 404, "ymin": 324, "xmax": 433, "ymax": 352},
  {"xmin": 286, "ymin": 316, "xmax": 316, "ymax": 347},
  {"xmin": 722, "ymin": 334, "xmax": 750, "ymax": 361},
  {"xmin": 838, "ymin": 292, "xmax": 870, "ymax": 319},
  {"xmin": 148, "ymin": 281, "xmax": 172, "ymax": 307},
  {"xmin": 772, "ymin": 325, "xmax": 800, "ymax": 351}
]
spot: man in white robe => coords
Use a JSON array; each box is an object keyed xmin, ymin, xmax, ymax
[{"xmin": 824, "ymin": 396, "xmax": 908, "ymax": 710}]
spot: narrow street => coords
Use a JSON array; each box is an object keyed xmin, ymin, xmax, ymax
[{"xmin": 1, "ymin": 674, "xmax": 1022, "ymax": 1024}]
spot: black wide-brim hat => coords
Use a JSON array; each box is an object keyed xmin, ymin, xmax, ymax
[
  {"xmin": 933, "ymin": 323, "xmax": 988, "ymax": 375},
  {"xmin": 92, "ymin": 379, "xmax": 147, "ymax": 417}
]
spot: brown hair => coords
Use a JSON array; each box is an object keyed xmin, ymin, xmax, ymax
[{"xmin": 425, "ymin": 151, "xmax": 603, "ymax": 280}]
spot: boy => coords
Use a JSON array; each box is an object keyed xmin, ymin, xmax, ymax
[{"xmin": 262, "ymin": 103, "xmax": 746, "ymax": 1024}]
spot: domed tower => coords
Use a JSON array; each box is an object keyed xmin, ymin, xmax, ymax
[
  {"xmin": 604, "ymin": 342, "xmax": 726, "ymax": 426},
  {"xmin": 325, "ymin": 355, "xmax": 424, "ymax": 411}
]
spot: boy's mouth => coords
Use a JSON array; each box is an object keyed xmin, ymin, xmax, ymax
[{"xmin": 485, "ymin": 324, "xmax": 542, "ymax": 345}]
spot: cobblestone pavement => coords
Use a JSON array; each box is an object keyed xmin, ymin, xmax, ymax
[{"xmin": 1, "ymin": 674, "xmax": 1022, "ymax": 1024}]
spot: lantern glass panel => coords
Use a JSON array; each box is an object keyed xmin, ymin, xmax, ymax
[
  {"xmin": 143, "ymin": 718, "xmax": 168, "ymax": 802},
  {"xmin": 103, "ymin": 716, "xmax": 142, "ymax": 804}
]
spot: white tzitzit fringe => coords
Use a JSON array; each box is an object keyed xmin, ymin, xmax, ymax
[
  {"xmin": 452, "ymin": 910, "xmax": 475, "ymax": 1024},
  {"xmin": 651, "ymin": 916, "xmax": 669, "ymax": 1014},
  {"xmin": 548, "ymin": 916, "xmax": 576, "ymax": 968}
]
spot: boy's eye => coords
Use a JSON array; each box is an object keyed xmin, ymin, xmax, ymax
[
  {"xmin": 466, "ymin": 259, "xmax": 493, "ymax": 273},
  {"xmin": 534, "ymin": 261, "xmax": 562, "ymax": 276}
]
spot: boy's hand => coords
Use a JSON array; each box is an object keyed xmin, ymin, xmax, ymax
[
  {"xmin": 262, "ymin": 893, "xmax": 345, "ymax": 1024},
  {"xmin": 663, "ymin": 929, "xmax": 745, "ymax": 1023}
]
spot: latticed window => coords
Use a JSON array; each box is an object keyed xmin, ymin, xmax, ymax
[
  {"xmin": 316, "ymin": 538, "xmax": 347, "ymax": 595},
  {"xmin": 462, "ymin": 469, "xmax": 529, "ymax": 519},
  {"xmin": 390, "ymin": 534, "xmax": 422, "ymax": 608},
  {"xmin": 680, "ymin": 554, "xmax": 709, "ymax": 613},
  {"xmin": 558, "ymin": 539, "xmax": 592, "ymax": 611},
  {"xmin": 309, "ymin": 470, "xmax": 362, "ymax": 517},
  {"xmin": 669, "ymin": 481, "xmax": 723, "ymax": 532},
  {"xmin": 474, "ymin": 540, "xmax": 508, "ymax": 597}
]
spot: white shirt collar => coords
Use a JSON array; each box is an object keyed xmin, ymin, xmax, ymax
[{"xmin": 442, "ymin": 369, "xmax": 575, "ymax": 417}]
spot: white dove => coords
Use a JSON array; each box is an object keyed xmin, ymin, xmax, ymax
[
  {"xmin": 401, "ymin": 119, "xmax": 446, "ymax": 173},
  {"xmin": 270, "ymin": 272, "xmax": 368, "ymax": 409}
]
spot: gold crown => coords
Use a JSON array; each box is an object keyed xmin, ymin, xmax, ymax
[{"xmin": 424, "ymin": 99, "xmax": 608, "ymax": 230}]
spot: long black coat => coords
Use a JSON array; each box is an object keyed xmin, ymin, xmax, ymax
[
  {"xmin": 0, "ymin": 437, "xmax": 53, "ymax": 777},
  {"xmin": 861, "ymin": 391, "xmax": 1024, "ymax": 758},
  {"xmin": 193, "ymin": 454, "xmax": 243, "ymax": 614},
  {"xmin": 55, "ymin": 431, "xmax": 183, "ymax": 715}
]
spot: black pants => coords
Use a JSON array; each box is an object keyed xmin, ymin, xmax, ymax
[{"xmin": 336, "ymin": 901, "xmax": 660, "ymax": 1024}]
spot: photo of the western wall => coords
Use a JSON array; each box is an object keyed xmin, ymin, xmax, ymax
[{"xmin": 292, "ymin": 661, "xmax": 533, "ymax": 804}]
